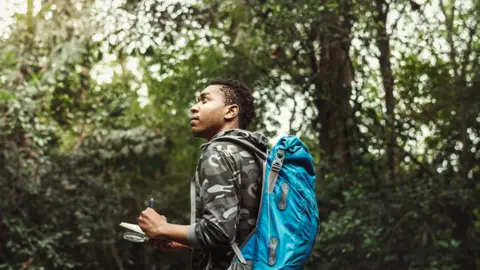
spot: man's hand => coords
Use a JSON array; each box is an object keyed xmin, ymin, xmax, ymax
[
  {"xmin": 148, "ymin": 240, "xmax": 189, "ymax": 252},
  {"xmin": 138, "ymin": 208, "xmax": 167, "ymax": 239},
  {"xmin": 138, "ymin": 208, "xmax": 191, "ymax": 246}
]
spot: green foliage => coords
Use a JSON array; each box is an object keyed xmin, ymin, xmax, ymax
[{"xmin": 1, "ymin": 0, "xmax": 479, "ymax": 269}]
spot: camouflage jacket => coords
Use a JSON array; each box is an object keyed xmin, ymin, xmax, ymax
[{"xmin": 187, "ymin": 129, "xmax": 268, "ymax": 270}]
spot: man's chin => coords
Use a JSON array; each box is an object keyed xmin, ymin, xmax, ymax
[{"xmin": 191, "ymin": 127, "xmax": 204, "ymax": 138}]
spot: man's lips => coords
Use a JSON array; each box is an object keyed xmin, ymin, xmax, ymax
[{"xmin": 190, "ymin": 117, "xmax": 199, "ymax": 125}]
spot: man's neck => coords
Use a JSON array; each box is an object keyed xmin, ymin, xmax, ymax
[{"xmin": 206, "ymin": 125, "xmax": 239, "ymax": 141}]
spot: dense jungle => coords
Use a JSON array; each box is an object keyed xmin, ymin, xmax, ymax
[{"xmin": 0, "ymin": 0, "xmax": 479, "ymax": 269}]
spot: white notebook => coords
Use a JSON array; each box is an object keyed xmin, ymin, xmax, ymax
[{"xmin": 119, "ymin": 222, "xmax": 145, "ymax": 235}]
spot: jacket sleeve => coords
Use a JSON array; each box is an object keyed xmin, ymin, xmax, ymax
[{"xmin": 187, "ymin": 146, "xmax": 241, "ymax": 249}]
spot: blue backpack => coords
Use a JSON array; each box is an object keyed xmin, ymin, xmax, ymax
[{"xmin": 222, "ymin": 135, "xmax": 319, "ymax": 269}]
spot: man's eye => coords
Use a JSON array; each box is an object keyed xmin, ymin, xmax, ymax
[{"xmin": 202, "ymin": 97, "xmax": 207, "ymax": 102}]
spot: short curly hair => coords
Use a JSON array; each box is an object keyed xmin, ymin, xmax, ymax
[{"xmin": 210, "ymin": 78, "xmax": 255, "ymax": 130}]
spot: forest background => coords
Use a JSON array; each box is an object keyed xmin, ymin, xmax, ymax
[{"xmin": 1, "ymin": 0, "xmax": 479, "ymax": 269}]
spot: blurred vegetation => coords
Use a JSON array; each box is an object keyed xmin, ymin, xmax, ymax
[{"xmin": 0, "ymin": 0, "xmax": 479, "ymax": 269}]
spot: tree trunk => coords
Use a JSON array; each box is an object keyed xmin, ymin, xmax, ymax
[
  {"xmin": 314, "ymin": 0, "xmax": 355, "ymax": 175},
  {"xmin": 440, "ymin": 0, "xmax": 474, "ymax": 181},
  {"xmin": 374, "ymin": 0, "xmax": 398, "ymax": 184}
]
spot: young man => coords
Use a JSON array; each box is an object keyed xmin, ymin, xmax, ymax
[{"xmin": 138, "ymin": 79, "xmax": 268, "ymax": 269}]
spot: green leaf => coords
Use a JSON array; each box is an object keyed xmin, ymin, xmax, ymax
[
  {"xmin": 438, "ymin": 240, "xmax": 449, "ymax": 248},
  {"xmin": 0, "ymin": 90, "xmax": 14, "ymax": 101},
  {"xmin": 450, "ymin": 239, "xmax": 460, "ymax": 248}
]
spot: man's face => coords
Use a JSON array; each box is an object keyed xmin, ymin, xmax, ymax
[{"xmin": 190, "ymin": 85, "xmax": 228, "ymax": 140}]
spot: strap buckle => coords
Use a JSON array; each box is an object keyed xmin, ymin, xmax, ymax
[
  {"xmin": 271, "ymin": 150, "xmax": 285, "ymax": 172},
  {"xmin": 271, "ymin": 163, "xmax": 281, "ymax": 172}
]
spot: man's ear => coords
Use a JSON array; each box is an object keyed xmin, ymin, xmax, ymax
[{"xmin": 224, "ymin": 104, "xmax": 239, "ymax": 121}]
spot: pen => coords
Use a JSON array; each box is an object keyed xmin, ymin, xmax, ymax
[{"xmin": 149, "ymin": 197, "xmax": 154, "ymax": 209}]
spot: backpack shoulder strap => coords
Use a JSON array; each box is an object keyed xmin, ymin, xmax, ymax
[
  {"xmin": 210, "ymin": 136, "xmax": 268, "ymax": 160},
  {"xmin": 210, "ymin": 136, "xmax": 266, "ymax": 265},
  {"xmin": 267, "ymin": 149, "xmax": 285, "ymax": 193}
]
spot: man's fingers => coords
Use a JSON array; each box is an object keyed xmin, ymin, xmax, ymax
[
  {"xmin": 140, "ymin": 209, "xmax": 149, "ymax": 217},
  {"xmin": 140, "ymin": 208, "xmax": 166, "ymax": 220},
  {"xmin": 139, "ymin": 209, "xmax": 152, "ymax": 221},
  {"xmin": 143, "ymin": 207, "xmax": 155, "ymax": 214}
]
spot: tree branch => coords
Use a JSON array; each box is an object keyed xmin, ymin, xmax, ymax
[
  {"xmin": 460, "ymin": 20, "xmax": 479, "ymax": 80},
  {"xmin": 439, "ymin": 0, "xmax": 459, "ymax": 79},
  {"xmin": 111, "ymin": 243, "xmax": 125, "ymax": 270}
]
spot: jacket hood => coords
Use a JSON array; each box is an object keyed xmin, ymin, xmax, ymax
[{"xmin": 204, "ymin": 129, "xmax": 269, "ymax": 154}]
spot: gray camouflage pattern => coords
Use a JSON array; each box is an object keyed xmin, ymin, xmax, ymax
[{"xmin": 190, "ymin": 129, "xmax": 268, "ymax": 270}]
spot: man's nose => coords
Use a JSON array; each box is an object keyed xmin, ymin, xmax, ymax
[{"xmin": 190, "ymin": 103, "xmax": 199, "ymax": 114}]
